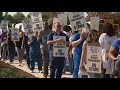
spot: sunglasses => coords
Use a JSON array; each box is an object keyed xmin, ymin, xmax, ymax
[{"xmin": 56, "ymin": 25, "xmax": 61, "ymax": 27}]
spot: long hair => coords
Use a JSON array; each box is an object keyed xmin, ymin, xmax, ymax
[
  {"xmin": 86, "ymin": 29, "xmax": 98, "ymax": 44},
  {"xmin": 103, "ymin": 23, "xmax": 115, "ymax": 37}
]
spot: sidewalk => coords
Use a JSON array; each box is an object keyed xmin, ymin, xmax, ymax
[{"xmin": 4, "ymin": 58, "xmax": 72, "ymax": 78}]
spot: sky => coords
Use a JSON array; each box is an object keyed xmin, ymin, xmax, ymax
[
  {"xmin": 4, "ymin": 12, "xmax": 88, "ymax": 17},
  {"xmin": 3, "ymin": 12, "xmax": 29, "ymax": 16}
]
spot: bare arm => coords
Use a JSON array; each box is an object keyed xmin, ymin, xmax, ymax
[
  {"xmin": 47, "ymin": 39, "xmax": 59, "ymax": 45},
  {"xmin": 109, "ymin": 46, "xmax": 117, "ymax": 61},
  {"xmin": 47, "ymin": 38, "xmax": 64, "ymax": 45},
  {"xmin": 72, "ymin": 37, "xmax": 83, "ymax": 47},
  {"xmin": 67, "ymin": 37, "xmax": 73, "ymax": 59},
  {"xmin": 80, "ymin": 41, "xmax": 87, "ymax": 70},
  {"xmin": 72, "ymin": 31, "xmax": 85, "ymax": 47}
]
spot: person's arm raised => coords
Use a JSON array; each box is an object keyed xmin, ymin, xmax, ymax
[{"xmin": 72, "ymin": 32, "xmax": 85, "ymax": 47}]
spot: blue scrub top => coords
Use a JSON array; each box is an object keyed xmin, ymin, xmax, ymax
[
  {"xmin": 72, "ymin": 33, "xmax": 86, "ymax": 61},
  {"xmin": 29, "ymin": 36, "xmax": 41, "ymax": 54},
  {"xmin": 111, "ymin": 39, "xmax": 120, "ymax": 57}
]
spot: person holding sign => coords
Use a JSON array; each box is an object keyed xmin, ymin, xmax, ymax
[
  {"xmin": 47, "ymin": 22, "xmax": 69, "ymax": 78},
  {"xmin": 80, "ymin": 29, "xmax": 100, "ymax": 78},
  {"xmin": 72, "ymin": 28, "xmax": 88, "ymax": 78},
  {"xmin": 28, "ymin": 31, "xmax": 43, "ymax": 73}
]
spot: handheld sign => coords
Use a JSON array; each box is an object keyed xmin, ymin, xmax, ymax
[
  {"xmin": 67, "ymin": 12, "xmax": 87, "ymax": 32},
  {"xmin": 1, "ymin": 20, "xmax": 9, "ymax": 32},
  {"xmin": 57, "ymin": 13, "xmax": 67, "ymax": 27},
  {"xmin": 86, "ymin": 46, "xmax": 102, "ymax": 73},
  {"xmin": 53, "ymin": 36, "xmax": 66, "ymax": 57},
  {"xmin": 30, "ymin": 12, "xmax": 44, "ymax": 32},
  {"xmin": 22, "ymin": 19, "xmax": 34, "ymax": 37},
  {"xmin": 90, "ymin": 17, "xmax": 100, "ymax": 31},
  {"xmin": 11, "ymin": 28, "xmax": 20, "ymax": 41}
]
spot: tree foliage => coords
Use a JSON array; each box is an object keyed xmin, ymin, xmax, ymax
[
  {"xmin": 41, "ymin": 12, "xmax": 52, "ymax": 22},
  {"xmin": 12, "ymin": 12, "xmax": 25, "ymax": 24},
  {"xmin": 0, "ymin": 12, "xmax": 4, "ymax": 22}
]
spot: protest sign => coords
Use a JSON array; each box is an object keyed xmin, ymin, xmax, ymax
[
  {"xmin": 30, "ymin": 12, "xmax": 42, "ymax": 23},
  {"xmin": 90, "ymin": 17, "xmax": 100, "ymax": 31},
  {"xmin": 11, "ymin": 28, "xmax": 20, "ymax": 41},
  {"xmin": 30, "ymin": 12, "xmax": 44, "ymax": 32},
  {"xmin": 22, "ymin": 19, "xmax": 34, "ymax": 37},
  {"xmin": 1, "ymin": 20, "xmax": 9, "ymax": 32},
  {"xmin": 67, "ymin": 12, "xmax": 87, "ymax": 32},
  {"xmin": 53, "ymin": 36, "xmax": 66, "ymax": 57},
  {"xmin": 57, "ymin": 13, "xmax": 67, "ymax": 26},
  {"xmin": 86, "ymin": 46, "xmax": 102, "ymax": 73}
]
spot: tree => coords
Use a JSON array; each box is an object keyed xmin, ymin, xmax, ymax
[
  {"xmin": 41, "ymin": 12, "xmax": 52, "ymax": 22},
  {"xmin": 12, "ymin": 12, "xmax": 25, "ymax": 24},
  {"xmin": 27, "ymin": 14, "xmax": 31, "ymax": 19},
  {"xmin": 3, "ymin": 12, "xmax": 14, "ymax": 27},
  {"xmin": 0, "ymin": 12, "xmax": 4, "ymax": 22}
]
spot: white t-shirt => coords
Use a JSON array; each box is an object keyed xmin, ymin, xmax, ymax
[{"xmin": 99, "ymin": 33, "xmax": 118, "ymax": 74}]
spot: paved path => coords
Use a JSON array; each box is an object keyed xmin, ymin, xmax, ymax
[{"xmin": 4, "ymin": 58, "xmax": 72, "ymax": 78}]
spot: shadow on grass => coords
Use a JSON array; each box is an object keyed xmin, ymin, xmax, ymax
[{"xmin": 0, "ymin": 61, "xmax": 37, "ymax": 78}]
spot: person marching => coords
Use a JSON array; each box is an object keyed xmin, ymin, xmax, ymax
[
  {"xmin": 40, "ymin": 21, "xmax": 52, "ymax": 78},
  {"xmin": 29, "ymin": 31, "xmax": 43, "ymax": 73},
  {"xmin": 47, "ymin": 22, "xmax": 69, "ymax": 78}
]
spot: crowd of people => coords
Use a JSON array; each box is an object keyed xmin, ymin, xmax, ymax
[{"xmin": 0, "ymin": 21, "xmax": 120, "ymax": 78}]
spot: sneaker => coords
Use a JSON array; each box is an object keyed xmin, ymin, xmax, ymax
[
  {"xmin": 39, "ymin": 70, "xmax": 43, "ymax": 73},
  {"xmin": 19, "ymin": 64, "xmax": 23, "ymax": 67},
  {"xmin": 31, "ymin": 70, "xmax": 34, "ymax": 73},
  {"xmin": 10, "ymin": 61, "xmax": 13, "ymax": 64}
]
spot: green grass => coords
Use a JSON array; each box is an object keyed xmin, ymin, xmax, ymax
[{"xmin": 0, "ymin": 61, "xmax": 37, "ymax": 78}]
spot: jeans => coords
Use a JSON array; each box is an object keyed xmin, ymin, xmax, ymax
[
  {"xmin": 50, "ymin": 58, "xmax": 64, "ymax": 78},
  {"xmin": 8, "ymin": 45, "xmax": 15, "ymax": 62},
  {"xmin": 25, "ymin": 47, "xmax": 30, "ymax": 67},
  {"xmin": 63, "ymin": 58, "xmax": 66, "ymax": 73}
]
